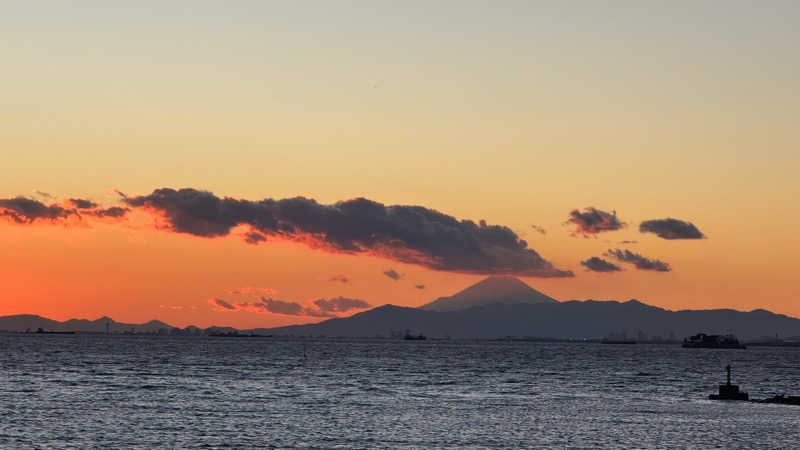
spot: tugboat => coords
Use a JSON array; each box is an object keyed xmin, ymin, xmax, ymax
[
  {"xmin": 683, "ymin": 333, "xmax": 746, "ymax": 349},
  {"xmin": 709, "ymin": 365, "xmax": 749, "ymax": 401}
]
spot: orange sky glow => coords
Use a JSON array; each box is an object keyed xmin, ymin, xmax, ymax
[{"xmin": 2, "ymin": 3, "xmax": 799, "ymax": 328}]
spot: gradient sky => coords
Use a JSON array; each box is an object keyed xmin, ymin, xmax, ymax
[{"xmin": 2, "ymin": 1, "xmax": 799, "ymax": 328}]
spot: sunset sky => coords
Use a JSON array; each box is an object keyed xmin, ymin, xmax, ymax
[{"xmin": 2, "ymin": 2, "xmax": 799, "ymax": 328}]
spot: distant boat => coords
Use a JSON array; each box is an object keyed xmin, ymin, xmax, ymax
[
  {"xmin": 209, "ymin": 332, "xmax": 272, "ymax": 338},
  {"xmin": 33, "ymin": 328, "xmax": 75, "ymax": 335},
  {"xmin": 683, "ymin": 333, "xmax": 746, "ymax": 349},
  {"xmin": 601, "ymin": 338, "xmax": 636, "ymax": 345},
  {"xmin": 403, "ymin": 332, "xmax": 426, "ymax": 340}
]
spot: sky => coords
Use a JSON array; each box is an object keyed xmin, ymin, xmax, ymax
[{"xmin": 2, "ymin": 1, "xmax": 799, "ymax": 328}]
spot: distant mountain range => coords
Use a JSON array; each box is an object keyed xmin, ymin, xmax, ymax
[
  {"xmin": 0, "ymin": 315, "xmax": 176, "ymax": 334},
  {"xmin": 259, "ymin": 277, "xmax": 800, "ymax": 340},
  {"xmin": 3, "ymin": 277, "xmax": 800, "ymax": 340}
]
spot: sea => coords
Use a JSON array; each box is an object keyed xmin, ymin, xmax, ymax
[{"xmin": 1, "ymin": 335, "xmax": 798, "ymax": 449}]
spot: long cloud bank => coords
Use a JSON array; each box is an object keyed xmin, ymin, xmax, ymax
[
  {"xmin": 208, "ymin": 296, "xmax": 370, "ymax": 317},
  {"xmin": 122, "ymin": 188, "xmax": 573, "ymax": 277}
]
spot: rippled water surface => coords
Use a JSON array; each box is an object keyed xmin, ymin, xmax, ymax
[{"xmin": 1, "ymin": 335, "xmax": 799, "ymax": 448}]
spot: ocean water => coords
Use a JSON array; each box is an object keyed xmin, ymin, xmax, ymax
[{"xmin": 1, "ymin": 335, "xmax": 798, "ymax": 449}]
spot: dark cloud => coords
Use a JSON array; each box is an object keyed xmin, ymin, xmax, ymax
[
  {"xmin": 604, "ymin": 249, "xmax": 671, "ymax": 272},
  {"xmin": 414, "ymin": 284, "xmax": 426, "ymax": 289},
  {"xmin": 639, "ymin": 218, "xmax": 705, "ymax": 240},
  {"xmin": 0, "ymin": 196, "xmax": 129, "ymax": 224},
  {"xmin": 256, "ymin": 298, "xmax": 305, "ymax": 316},
  {"xmin": 565, "ymin": 207, "xmax": 625, "ymax": 237},
  {"xmin": 251, "ymin": 295, "xmax": 370, "ymax": 317},
  {"xmin": 0, "ymin": 197, "xmax": 78, "ymax": 223},
  {"xmin": 209, "ymin": 298, "xmax": 236, "ymax": 311},
  {"xmin": 123, "ymin": 188, "xmax": 572, "ymax": 277},
  {"xmin": 312, "ymin": 296, "xmax": 370, "ymax": 313},
  {"xmin": 68, "ymin": 198, "xmax": 99, "ymax": 209},
  {"xmin": 329, "ymin": 274, "xmax": 349, "ymax": 283},
  {"xmin": 530, "ymin": 224, "xmax": 547, "ymax": 235},
  {"xmin": 383, "ymin": 269, "xmax": 402, "ymax": 281},
  {"xmin": 580, "ymin": 257, "xmax": 622, "ymax": 273}
]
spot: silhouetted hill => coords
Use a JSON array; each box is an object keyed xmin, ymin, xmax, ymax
[
  {"xmin": 261, "ymin": 300, "xmax": 800, "ymax": 340},
  {"xmin": 0, "ymin": 315, "xmax": 175, "ymax": 333},
  {"xmin": 420, "ymin": 276, "xmax": 557, "ymax": 312}
]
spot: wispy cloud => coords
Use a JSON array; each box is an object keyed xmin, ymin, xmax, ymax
[
  {"xmin": 530, "ymin": 224, "xmax": 547, "ymax": 235},
  {"xmin": 328, "ymin": 274, "xmax": 350, "ymax": 283},
  {"xmin": 226, "ymin": 286, "xmax": 276, "ymax": 296},
  {"xmin": 604, "ymin": 249, "xmax": 671, "ymax": 272},
  {"xmin": 580, "ymin": 256, "xmax": 622, "ymax": 273}
]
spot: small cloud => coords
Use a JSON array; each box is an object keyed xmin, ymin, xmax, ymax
[
  {"xmin": 113, "ymin": 189, "xmax": 128, "ymax": 199},
  {"xmin": 639, "ymin": 218, "xmax": 706, "ymax": 240},
  {"xmin": 329, "ymin": 274, "xmax": 349, "ymax": 283},
  {"xmin": 414, "ymin": 284, "xmax": 425, "ymax": 289},
  {"xmin": 256, "ymin": 297, "xmax": 305, "ymax": 316},
  {"xmin": 619, "ymin": 240, "xmax": 638, "ymax": 244},
  {"xmin": 68, "ymin": 198, "xmax": 99, "ymax": 209},
  {"xmin": 580, "ymin": 257, "xmax": 622, "ymax": 273},
  {"xmin": 565, "ymin": 207, "xmax": 625, "ymax": 237},
  {"xmin": 604, "ymin": 249, "xmax": 671, "ymax": 272},
  {"xmin": 383, "ymin": 269, "xmax": 402, "ymax": 281},
  {"xmin": 312, "ymin": 296, "xmax": 370, "ymax": 313},
  {"xmin": 208, "ymin": 298, "xmax": 237, "ymax": 311},
  {"xmin": 530, "ymin": 224, "xmax": 547, "ymax": 235}
]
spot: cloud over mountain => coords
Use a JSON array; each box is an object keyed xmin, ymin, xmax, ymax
[
  {"xmin": 639, "ymin": 218, "xmax": 706, "ymax": 240},
  {"xmin": 580, "ymin": 257, "xmax": 622, "ymax": 272},
  {"xmin": 604, "ymin": 249, "xmax": 671, "ymax": 272},
  {"xmin": 122, "ymin": 188, "xmax": 573, "ymax": 277},
  {"xmin": 565, "ymin": 207, "xmax": 625, "ymax": 237}
]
